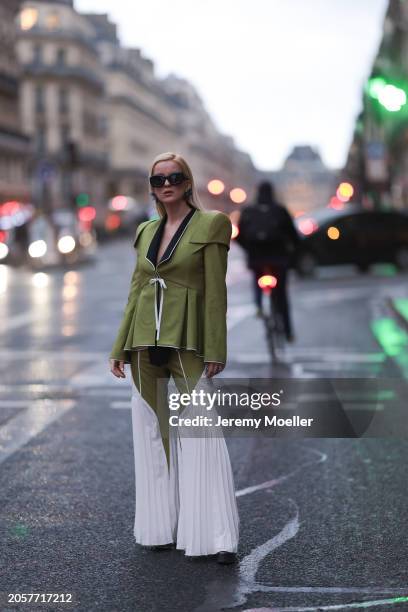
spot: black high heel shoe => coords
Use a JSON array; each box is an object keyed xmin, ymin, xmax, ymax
[
  {"xmin": 146, "ymin": 543, "xmax": 176, "ymax": 551},
  {"xmin": 216, "ymin": 551, "xmax": 237, "ymax": 564}
]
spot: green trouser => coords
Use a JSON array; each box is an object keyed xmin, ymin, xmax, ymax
[{"xmin": 130, "ymin": 348, "xmax": 205, "ymax": 470}]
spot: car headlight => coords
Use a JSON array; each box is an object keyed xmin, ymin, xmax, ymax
[
  {"xmin": 58, "ymin": 235, "xmax": 76, "ymax": 254},
  {"xmin": 28, "ymin": 240, "xmax": 47, "ymax": 258},
  {"xmin": 0, "ymin": 243, "xmax": 9, "ymax": 259}
]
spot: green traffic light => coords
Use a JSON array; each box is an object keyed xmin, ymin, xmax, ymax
[
  {"xmin": 366, "ymin": 77, "xmax": 386, "ymax": 100},
  {"xmin": 379, "ymin": 84, "xmax": 406, "ymax": 112},
  {"xmin": 366, "ymin": 77, "xmax": 407, "ymax": 111},
  {"xmin": 76, "ymin": 193, "xmax": 89, "ymax": 207}
]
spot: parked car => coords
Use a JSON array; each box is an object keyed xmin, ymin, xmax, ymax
[
  {"xmin": 96, "ymin": 196, "xmax": 149, "ymax": 240},
  {"xmin": 27, "ymin": 208, "xmax": 97, "ymax": 268},
  {"xmin": 0, "ymin": 201, "xmax": 35, "ymax": 265},
  {"xmin": 294, "ymin": 205, "xmax": 408, "ymax": 276}
]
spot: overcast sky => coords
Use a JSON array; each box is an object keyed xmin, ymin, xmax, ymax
[{"xmin": 76, "ymin": 0, "xmax": 388, "ymax": 171}]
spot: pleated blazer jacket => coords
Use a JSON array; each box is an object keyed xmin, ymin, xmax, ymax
[{"xmin": 109, "ymin": 207, "xmax": 232, "ymax": 365}]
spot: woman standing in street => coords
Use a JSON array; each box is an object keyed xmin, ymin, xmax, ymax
[{"xmin": 109, "ymin": 152, "xmax": 239, "ymax": 564}]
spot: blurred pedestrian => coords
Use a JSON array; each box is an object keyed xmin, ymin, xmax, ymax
[
  {"xmin": 236, "ymin": 180, "xmax": 300, "ymax": 341},
  {"xmin": 109, "ymin": 152, "xmax": 239, "ymax": 564}
]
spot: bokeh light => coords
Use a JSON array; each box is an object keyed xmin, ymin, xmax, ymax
[
  {"xmin": 229, "ymin": 188, "xmax": 247, "ymax": 204},
  {"xmin": 327, "ymin": 226, "xmax": 340, "ymax": 240},
  {"xmin": 207, "ymin": 179, "xmax": 225, "ymax": 195}
]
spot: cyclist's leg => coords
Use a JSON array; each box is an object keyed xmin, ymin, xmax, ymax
[
  {"xmin": 252, "ymin": 268, "xmax": 263, "ymax": 310},
  {"xmin": 273, "ymin": 266, "xmax": 293, "ymax": 338}
]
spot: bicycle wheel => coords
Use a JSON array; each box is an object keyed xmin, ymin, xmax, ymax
[{"xmin": 270, "ymin": 291, "xmax": 286, "ymax": 354}]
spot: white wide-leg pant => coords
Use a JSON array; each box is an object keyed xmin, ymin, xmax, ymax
[{"xmin": 130, "ymin": 380, "xmax": 239, "ymax": 556}]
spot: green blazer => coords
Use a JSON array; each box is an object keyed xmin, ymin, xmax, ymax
[{"xmin": 109, "ymin": 208, "xmax": 232, "ymax": 365}]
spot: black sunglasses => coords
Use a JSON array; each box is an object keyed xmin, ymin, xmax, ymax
[{"xmin": 149, "ymin": 172, "xmax": 188, "ymax": 188}]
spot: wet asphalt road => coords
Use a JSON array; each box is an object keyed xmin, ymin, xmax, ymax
[{"xmin": 1, "ymin": 239, "xmax": 408, "ymax": 612}]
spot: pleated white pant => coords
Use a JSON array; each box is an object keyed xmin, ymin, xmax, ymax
[{"xmin": 130, "ymin": 379, "xmax": 240, "ymax": 556}]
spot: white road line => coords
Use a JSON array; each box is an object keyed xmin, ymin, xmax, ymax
[
  {"xmin": 0, "ymin": 311, "xmax": 42, "ymax": 332},
  {"xmin": 70, "ymin": 361, "xmax": 129, "ymax": 388},
  {"xmin": 236, "ymin": 448, "xmax": 327, "ymax": 497},
  {"xmin": 231, "ymin": 447, "xmax": 408, "ymax": 612},
  {"xmin": 0, "ymin": 384, "xmax": 132, "ymax": 396},
  {"xmin": 230, "ymin": 351, "xmax": 385, "ymax": 364},
  {"xmin": 111, "ymin": 401, "xmax": 131, "ymax": 410},
  {"xmin": 227, "ymin": 304, "xmax": 257, "ymax": 330},
  {"xmin": 0, "ymin": 400, "xmax": 35, "ymax": 408},
  {"xmin": 244, "ymin": 595, "xmax": 408, "ymax": 610},
  {"xmin": 240, "ymin": 501, "xmax": 300, "ymax": 587},
  {"xmin": 0, "ymin": 399, "xmax": 75, "ymax": 464},
  {"xmin": 0, "ymin": 347, "xmax": 385, "ymax": 364},
  {"xmin": 0, "ymin": 349, "xmax": 107, "ymax": 361}
]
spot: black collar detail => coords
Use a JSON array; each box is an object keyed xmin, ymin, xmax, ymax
[{"xmin": 146, "ymin": 206, "xmax": 196, "ymax": 268}]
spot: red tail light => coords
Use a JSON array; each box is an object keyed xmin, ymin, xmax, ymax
[{"xmin": 258, "ymin": 274, "xmax": 277, "ymax": 293}]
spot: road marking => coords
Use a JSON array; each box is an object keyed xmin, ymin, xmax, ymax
[
  {"xmin": 230, "ymin": 351, "xmax": 385, "ymax": 364},
  {"xmin": 70, "ymin": 361, "xmax": 128, "ymax": 388},
  {"xmin": 0, "ymin": 399, "xmax": 75, "ymax": 464},
  {"xmin": 227, "ymin": 446, "xmax": 408, "ymax": 612},
  {"xmin": 0, "ymin": 349, "xmax": 107, "ymax": 361},
  {"xmin": 240, "ymin": 501, "xmax": 300, "ymax": 588},
  {"xmin": 236, "ymin": 448, "xmax": 327, "ymax": 497},
  {"xmin": 111, "ymin": 401, "xmax": 131, "ymax": 409},
  {"xmin": 0, "ymin": 311, "xmax": 42, "ymax": 332},
  {"xmin": 243, "ymin": 595, "xmax": 408, "ymax": 610},
  {"xmin": 227, "ymin": 304, "xmax": 257, "ymax": 330},
  {"xmin": 0, "ymin": 400, "xmax": 36, "ymax": 408}
]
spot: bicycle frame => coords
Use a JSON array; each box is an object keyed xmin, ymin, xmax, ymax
[{"xmin": 257, "ymin": 266, "xmax": 286, "ymax": 362}]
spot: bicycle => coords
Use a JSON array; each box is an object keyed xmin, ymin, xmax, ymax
[{"xmin": 256, "ymin": 266, "xmax": 287, "ymax": 362}]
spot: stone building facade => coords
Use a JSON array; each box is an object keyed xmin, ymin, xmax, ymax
[
  {"xmin": 17, "ymin": 0, "xmax": 108, "ymax": 221},
  {"xmin": 0, "ymin": 0, "xmax": 30, "ymax": 204},
  {"xmin": 16, "ymin": 1, "xmax": 258, "ymax": 220}
]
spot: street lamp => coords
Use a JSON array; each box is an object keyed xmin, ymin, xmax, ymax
[
  {"xmin": 207, "ymin": 179, "xmax": 225, "ymax": 195},
  {"xmin": 229, "ymin": 188, "xmax": 247, "ymax": 204},
  {"xmin": 336, "ymin": 182, "xmax": 354, "ymax": 202}
]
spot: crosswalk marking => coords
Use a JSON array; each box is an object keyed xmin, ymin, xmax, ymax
[
  {"xmin": 0, "ymin": 399, "xmax": 75, "ymax": 464},
  {"xmin": 111, "ymin": 401, "xmax": 131, "ymax": 410},
  {"xmin": 0, "ymin": 310, "xmax": 43, "ymax": 332},
  {"xmin": 230, "ymin": 350, "xmax": 385, "ymax": 364}
]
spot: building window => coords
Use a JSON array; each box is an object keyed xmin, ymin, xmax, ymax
[
  {"xmin": 59, "ymin": 87, "xmax": 69, "ymax": 114},
  {"xmin": 33, "ymin": 44, "xmax": 42, "ymax": 64},
  {"xmin": 46, "ymin": 12, "xmax": 60, "ymax": 30},
  {"xmin": 36, "ymin": 127, "xmax": 46, "ymax": 153},
  {"xmin": 99, "ymin": 116, "xmax": 108, "ymax": 137},
  {"xmin": 60, "ymin": 125, "xmax": 70, "ymax": 148},
  {"xmin": 35, "ymin": 85, "xmax": 45, "ymax": 113},
  {"xmin": 20, "ymin": 7, "xmax": 38, "ymax": 31},
  {"xmin": 56, "ymin": 48, "xmax": 66, "ymax": 66}
]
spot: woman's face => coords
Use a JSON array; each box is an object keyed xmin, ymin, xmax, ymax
[{"xmin": 151, "ymin": 160, "xmax": 190, "ymax": 206}]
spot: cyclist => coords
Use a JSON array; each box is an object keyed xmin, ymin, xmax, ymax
[{"xmin": 236, "ymin": 181, "xmax": 300, "ymax": 342}]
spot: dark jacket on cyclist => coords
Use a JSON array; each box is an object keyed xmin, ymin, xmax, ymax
[
  {"xmin": 236, "ymin": 182, "xmax": 300, "ymax": 268},
  {"xmin": 236, "ymin": 181, "xmax": 300, "ymax": 340}
]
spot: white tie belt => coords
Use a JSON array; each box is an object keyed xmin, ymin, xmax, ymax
[{"xmin": 149, "ymin": 276, "xmax": 167, "ymax": 341}]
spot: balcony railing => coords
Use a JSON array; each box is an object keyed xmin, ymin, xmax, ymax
[{"xmin": 22, "ymin": 62, "xmax": 104, "ymax": 93}]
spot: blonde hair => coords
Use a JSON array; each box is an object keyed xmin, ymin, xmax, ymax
[{"xmin": 149, "ymin": 152, "xmax": 206, "ymax": 217}]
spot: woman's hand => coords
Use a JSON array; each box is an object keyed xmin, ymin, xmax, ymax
[
  {"xmin": 110, "ymin": 358, "xmax": 126, "ymax": 378},
  {"xmin": 204, "ymin": 362, "xmax": 225, "ymax": 378}
]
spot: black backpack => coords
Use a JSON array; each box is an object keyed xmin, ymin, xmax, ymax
[{"xmin": 240, "ymin": 204, "xmax": 285, "ymax": 245}]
